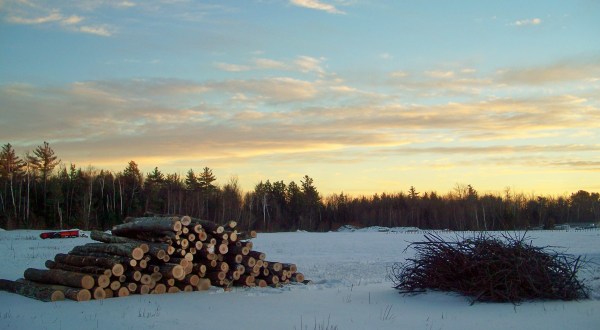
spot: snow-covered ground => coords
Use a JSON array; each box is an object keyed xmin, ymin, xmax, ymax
[{"xmin": 0, "ymin": 228, "xmax": 599, "ymax": 330}]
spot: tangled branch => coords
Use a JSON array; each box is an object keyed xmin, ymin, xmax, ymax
[{"xmin": 389, "ymin": 232, "xmax": 589, "ymax": 304}]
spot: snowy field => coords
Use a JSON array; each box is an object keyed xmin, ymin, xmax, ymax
[{"xmin": 0, "ymin": 228, "xmax": 599, "ymax": 330}]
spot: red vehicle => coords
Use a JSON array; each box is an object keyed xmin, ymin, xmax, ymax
[{"xmin": 39, "ymin": 229, "xmax": 81, "ymax": 239}]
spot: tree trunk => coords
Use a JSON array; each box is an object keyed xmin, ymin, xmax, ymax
[
  {"xmin": 70, "ymin": 242, "xmax": 144, "ymax": 260},
  {"xmin": 54, "ymin": 253, "xmax": 125, "ymax": 276},
  {"xmin": 45, "ymin": 260, "xmax": 112, "ymax": 276},
  {"xmin": 24, "ymin": 268, "xmax": 95, "ymax": 290},
  {"xmin": 0, "ymin": 279, "xmax": 64, "ymax": 302},
  {"xmin": 112, "ymin": 217, "xmax": 182, "ymax": 236},
  {"xmin": 16, "ymin": 279, "xmax": 91, "ymax": 302}
]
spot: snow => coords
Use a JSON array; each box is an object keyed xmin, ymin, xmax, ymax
[{"xmin": 0, "ymin": 229, "xmax": 599, "ymax": 330}]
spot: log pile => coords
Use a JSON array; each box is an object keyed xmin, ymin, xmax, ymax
[{"xmin": 0, "ymin": 216, "xmax": 305, "ymax": 302}]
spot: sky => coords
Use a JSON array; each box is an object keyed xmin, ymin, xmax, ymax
[{"xmin": 1, "ymin": 0, "xmax": 599, "ymax": 197}]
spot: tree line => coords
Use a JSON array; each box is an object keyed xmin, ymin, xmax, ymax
[{"xmin": 1, "ymin": 142, "xmax": 599, "ymax": 231}]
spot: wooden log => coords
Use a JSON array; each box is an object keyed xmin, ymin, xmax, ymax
[
  {"xmin": 109, "ymin": 280, "xmax": 121, "ymax": 291},
  {"xmin": 241, "ymin": 256, "xmax": 256, "ymax": 267},
  {"xmin": 183, "ymin": 274, "xmax": 200, "ymax": 286},
  {"xmin": 225, "ymin": 254, "xmax": 243, "ymax": 264},
  {"xmin": 266, "ymin": 262, "xmax": 283, "ymax": 272},
  {"xmin": 167, "ymin": 286, "xmax": 181, "ymax": 294},
  {"xmin": 71, "ymin": 243, "xmax": 144, "ymax": 261},
  {"xmin": 235, "ymin": 241, "xmax": 254, "ymax": 250},
  {"xmin": 45, "ymin": 260, "xmax": 112, "ymax": 277},
  {"xmin": 178, "ymin": 284, "xmax": 194, "ymax": 292},
  {"xmin": 205, "ymin": 271, "xmax": 226, "ymax": 282},
  {"xmin": 144, "ymin": 243, "xmax": 170, "ymax": 261},
  {"xmin": 103, "ymin": 288, "xmax": 114, "ymax": 299},
  {"xmin": 24, "ymin": 268, "xmax": 94, "ymax": 290},
  {"xmin": 68, "ymin": 251, "xmax": 138, "ymax": 268},
  {"xmin": 193, "ymin": 263, "xmax": 207, "ymax": 275},
  {"xmin": 152, "ymin": 283, "xmax": 167, "ymax": 294},
  {"xmin": 112, "ymin": 216, "xmax": 182, "ymax": 236},
  {"xmin": 126, "ymin": 282, "xmax": 137, "ymax": 293},
  {"xmin": 255, "ymin": 278, "xmax": 268, "ymax": 287},
  {"xmin": 247, "ymin": 250, "xmax": 266, "ymax": 261},
  {"xmin": 236, "ymin": 231, "xmax": 257, "ymax": 241},
  {"xmin": 114, "ymin": 287, "xmax": 127, "ymax": 297},
  {"xmin": 228, "ymin": 245, "xmax": 249, "ymax": 256},
  {"xmin": 55, "ymin": 253, "xmax": 126, "ymax": 276},
  {"xmin": 140, "ymin": 274, "xmax": 153, "ymax": 285},
  {"xmin": 0, "ymin": 279, "xmax": 64, "ymax": 302},
  {"xmin": 291, "ymin": 273, "xmax": 305, "ymax": 283},
  {"xmin": 227, "ymin": 231, "xmax": 238, "ymax": 242},
  {"xmin": 281, "ymin": 263, "xmax": 298, "ymax": 273},
  {"xmin": 191, "ymin": 224, "xmax": 203, "ymax": 234},
  {"xmin": 236, "ymin": 275, "xmax": 255, "ymax": 287},
  {"xmin": 93, "ymin": 287, "xmax": 107, "ymax": 300},
  {"xmin": 90, "ymin": 231, "xmax": 150, "ymax": 253},
  {"xmin": 180, "ymin": 215, "xmax": 192, "ymax": 226},
  {"xmin": 158, "ymin": 263, "xmax": 185, "ymax": 280},
  {"xmin": 228, "ymin": 270, "xmax": 241, "ymax": 281},
  {"xmin": 136, "ymin": 284, "xmax": 150, "ymax": 295},
  {"xmin": 16, "ymin": 279, "xmax": 92, "ymax": 302},
  {"xmin": 95, "ymin": 274, "xmax": 111, "ymax": 289},
  {"xmin": 196, "ymin": 278, "xmax": 211, "ymax": 291},
  {"xmin": 190, "ymin": 218, "xmax": 224, "ymax": 234}
]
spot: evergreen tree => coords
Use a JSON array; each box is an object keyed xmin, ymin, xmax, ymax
[
  {"xmin": 27, "ymin": 141, "xmax": 60, "ymax": 224},
  {"xmin": 0, "ymin": 143, "xmax": 25, "ymax": 219}
]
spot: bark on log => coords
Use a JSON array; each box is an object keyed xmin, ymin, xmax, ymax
[
  {"xmin": 0, "ymin": 279, "xmax": 65, "ymax": 302},
  {"xmin": 70, "ymin": 243, "xmax": 144, "ymax": 261},
  {"xmin": 112, "ymin": 217, "xmax": 182, "ymax": 236},
  {"xmin": 45, "ymin": 260, "xmax": 112, "ymax": 276},
  {"xmin": 24, "ymin": 268, "xmax": 95, "ymax": 290},
  {"xmin": 90, "ymin": 231, "xmax": 150, "ymax": 253},
  {"xmin": 16, "ymin": 279, "xmax": 91, "ymax": 302},
  {"xmin": 55, "ymin": 253, "xmax": 126, "ymax": 276},
  {"xmin": 66, "ymin": 252, "xmax": 137, "ymax": 268}
]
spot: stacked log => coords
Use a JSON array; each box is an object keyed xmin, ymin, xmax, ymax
[{"xmin": 0, "ymin": 216, "xmax": 304, "ymax": 302}]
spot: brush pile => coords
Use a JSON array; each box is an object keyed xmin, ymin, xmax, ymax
[
  {"xmin": 389, "ymin": 232, "xmax": 589, "ymax": 304},
  {"xmin": 0, "ymin": 216, "xmax": 304, "ymax": 302}
]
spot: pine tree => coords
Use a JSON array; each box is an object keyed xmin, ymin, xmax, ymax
[
  {"xmin": 0, "ymin": 143, "xmax": 25, "ymax": 220},
  {"xmin": 27, "ymin": 141, "xmax": 60, "ymax": 224}
]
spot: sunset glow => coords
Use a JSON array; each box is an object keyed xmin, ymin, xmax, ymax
[{"xmin": 1, "ymin": 1, "xmax": 599, "ymax": 196}]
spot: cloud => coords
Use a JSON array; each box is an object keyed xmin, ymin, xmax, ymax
[
  {"xmin": 214, "ymin": 55, "xmax": 326, "ymax": 76},
  {"xmin": 294, "ymin": 56, "xmax": 326, "ymax": 75},
  {"xmin": 290, "ymin": 0, "xmax": 345, "ymax": 14},
  {"xmin": 6, "ymin": 10, "xmax": 63, "ymax": 24},
  {"xmin": 425, "ymin": 70, "xmax": 455, "ymax": 79},
  {"xmin": 215, "ymin": 62, "xmax": 252, "ymax": 72},
  {"xmin": 2, "ymin": 1, "xmax": 117, "ymax": 36},
  {"xmin": 498, "ymin": 57, "xmax": 600, "ymax": 85},
  {"xmin": 78, "ymin": 24, "xmax": 114, "ymax": 36},
  {"xmin": 511, "ymin": 18, "xmax": 542, "ymax": 26}
]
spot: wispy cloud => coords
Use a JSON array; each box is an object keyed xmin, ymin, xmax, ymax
[
  {"xmin": 214, "ymin": 55, "xmax": 327, "ymax": 76},
  {"xmin": 2, "ymin": 1, "xmax": 117, "ymax": 36},
  {"xmin": 498, "ymin": 57, "xmax": 600, "ymax": 84},
  {"xmin": 290, "ymin": 0, "xmax": 345, "ymax": 14},
  {"xmin": 511, "ymin": 18, "xmax": 542, "ymax": 26}
]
